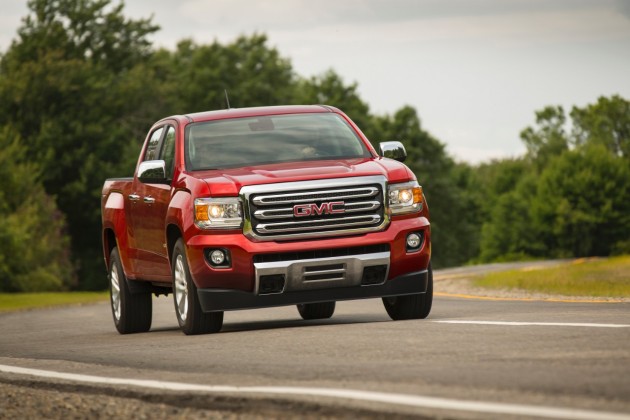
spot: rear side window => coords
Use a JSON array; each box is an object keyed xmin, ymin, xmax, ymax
[
  {"xmin": 143, "ymin": 127, "xmax": 165, "ymax": 161},
  {"xmin": 185, "ymin": 113, "xmax": 371, "ymax": 170},
  {"xmin": 161, "ymin": 126, "xmax": 176, "ymax": 179}
]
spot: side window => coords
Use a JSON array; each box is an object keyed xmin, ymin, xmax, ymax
[
  {"xmin": 161, "ymin": 126, "xmax": 176, "ymax": 179},
  {"xmin": 143, "ymin": 127, "xmax": 165, "ymax": 161}
]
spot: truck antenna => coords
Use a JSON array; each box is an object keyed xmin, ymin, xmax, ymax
[{"xmin": 224, "ymin": 89, "xmax": 231, "ymax": 109}]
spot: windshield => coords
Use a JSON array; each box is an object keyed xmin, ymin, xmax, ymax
[{"xmin": 185, "ymin": 113, "xmax": 371, "ymax": 170}]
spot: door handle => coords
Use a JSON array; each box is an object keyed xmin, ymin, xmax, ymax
[
  {"xmin": 143, "ymin": 196, "xmax": 155, "ymax": 204},
  {"xmin": 129, "ymin": 194, "xmax": 140, "ymax": 201}
]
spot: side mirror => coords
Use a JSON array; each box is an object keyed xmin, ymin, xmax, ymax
[
  {"xmin": 138, "ymin": 160, "xmax": 168, "ymax": 184},
  {"xmin": 379, "ymin": 141, "xmax": 407, "ymax": 163}
]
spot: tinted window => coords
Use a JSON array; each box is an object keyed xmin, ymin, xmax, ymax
[
  {"xmin": 143, "ymin": 127, "xmax": 164, "ymax": 161},
  {"xmin": 161, "ymin": 126, "xmax": 176, "ymax": 179},
  {"xmin": 185, "ymin": 113, "xmax": 371, "ymax": 170}
]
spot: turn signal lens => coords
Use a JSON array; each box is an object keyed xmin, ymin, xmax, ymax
[{"xmin": 195, "ymin": 205, "xmax": 209, "ymax": 222}]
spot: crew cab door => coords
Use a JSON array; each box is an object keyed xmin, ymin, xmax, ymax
[{"xmin": 130, "ymin": 124, "xmax": 177, "ymax": 280}]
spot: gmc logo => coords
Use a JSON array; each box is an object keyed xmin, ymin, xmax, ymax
[{"xmin": 294, "ymin": 201, "xmax": 345, "ymax": 217}]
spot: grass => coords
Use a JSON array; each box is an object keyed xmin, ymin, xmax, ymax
[
  {"xmin": 0, "ymin": 292, "xmax": 109, "ymax": 312},
  {"xmin": 473, "ymin": 256, "xmax": 630, "ymax": 297},
  {"xmin": 3, "ymin": 257, "xmax": 628, "ymax": 310}
]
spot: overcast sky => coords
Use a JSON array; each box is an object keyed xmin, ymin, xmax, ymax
[{"xmin": 1, "ymin": 0, "xmax": 629, "ymax": 163}]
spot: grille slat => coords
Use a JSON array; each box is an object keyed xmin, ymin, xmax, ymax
[
  {"xmin": 244, "ymin": 178, "xmax": 388, "ymax": 241},
  {"xmin": 252, "ymin": 186, "xmax": 378, "ymax": 206},
  {"xmin": 258, "ymin": 215, "xmax": 381, "ymax": 234},
  {"xmin": 254, "ymin": 200, "xmax": 381, "ymax": 220}
]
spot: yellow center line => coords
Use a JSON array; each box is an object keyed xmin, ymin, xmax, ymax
[{"xmin": 434, "ymin": 292, "xmax": 623, "ymax": 304}]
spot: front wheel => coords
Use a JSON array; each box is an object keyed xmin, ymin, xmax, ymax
[
  {"xmin": 172, "ymin": 239, "xmax": 223, "ymax": 335},
  {"xmin": 109, "ymin": 247, "xmax": 152, "ymax": 334},
  {"xmin": 382, "ymin": 264, "xmax": 433, "ymax": 320},
  {"xmin": 297, "ymin": 302, "xmax": 336, "ymax": 320}
]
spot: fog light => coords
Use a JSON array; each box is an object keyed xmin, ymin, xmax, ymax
[
  {"xmin": 406, "ymin": 233, "xmax": 422, "ymax": 250},
  {"xmin": 210, "ymin": 250, "xmax": 225, "ymax": 265}
]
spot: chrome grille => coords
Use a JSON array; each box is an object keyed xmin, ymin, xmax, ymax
[
  {"xmin": 252, "ymin": 186, "xmax": 379, "ymax": 205},
  {"xmin": 241, "ymin": 176, "xmax": 388, "ymax": 241}
]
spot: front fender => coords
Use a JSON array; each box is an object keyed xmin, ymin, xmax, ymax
[{"xmin": 165, "ymin": 189, "xmax": 193, "ymax": 261}]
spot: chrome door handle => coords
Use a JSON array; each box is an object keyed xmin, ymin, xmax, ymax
[
  {"xmin": 143, "ymin": 196, "xmax": 155, "ymax": 204},
  {"xmin": 129, "ymin": 194, "xmax": 140, "ymax": 201}
]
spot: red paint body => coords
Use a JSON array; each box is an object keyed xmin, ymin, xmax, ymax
[{"xmin": 101, "ymin": 105, "xmax": 430, "ymax": 298}]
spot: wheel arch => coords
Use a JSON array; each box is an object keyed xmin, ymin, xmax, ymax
[
  {"xmin": 103, "ymin": 228, "xmax": 117, "ymax": 268},
  {"xmin": 166, "ymin": 223, "xmax": 183, "ymax": 265}
]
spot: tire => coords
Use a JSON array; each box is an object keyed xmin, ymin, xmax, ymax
[
  {"xmin": 382, "ymin": 263, "xmax": 433, "ymax": 320},
  {"xmin": 172, "ymin": 239, "xmax": 223, "ymax": 335},
  {"xmin": 297, "ymin": 301, "xmax": 336, "ymax": 320},
  {"xmin": 109, "ymin": 247, "xmax": 152, "ymax": 334}
]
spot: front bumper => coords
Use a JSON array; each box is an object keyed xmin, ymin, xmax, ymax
[
  {"xmin": 197, "ymin": 269, "xmax": 428, "ymax": 312},
  {"xmin": 185, "ymin": 216, "xmax": 431, "ymax": 294}
]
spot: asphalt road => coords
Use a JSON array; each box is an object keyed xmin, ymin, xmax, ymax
[{"xmin": 1, "ymin": 266, "xmax": 629, "ymax": 419}]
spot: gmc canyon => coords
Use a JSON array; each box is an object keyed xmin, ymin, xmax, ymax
[{"xmin": 101, "ymin": 105, "xmax": 432, "ymax": 335}]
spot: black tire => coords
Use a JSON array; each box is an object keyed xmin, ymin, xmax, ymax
[
  {"xmin": 382, "ymin": 264, "xmax": 433, "ymax": 320},
  {"xmin": 172, "ymin": 239, "xmax": 223, "ymax": 335},
  {"xmin": 297, "ymin": 301, "xmax": 336, "ymax": 320},
  {"xmin": 109, "ymin": 247, "xmax": 152, "ymax": 334}
]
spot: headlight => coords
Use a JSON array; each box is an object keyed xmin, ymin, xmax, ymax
[
  {"xmin": 194, "ymin": 198, "xmax": 243, "ymax": 229},
  {"xmin": 388, "ymin": 181, "xmax": 423, "ymax": 215}
]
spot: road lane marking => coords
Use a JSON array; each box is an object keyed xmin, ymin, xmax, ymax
[
  {"xmin": 1, "ymin": 364, "xmax": 629, "ymax": 420},
  {"xmin": 434, "ymin": 320, "xmax": 630, "ymax": 328},
  {"xmin": 434, "ymin": 292, "xmax": 623, "ymax": 303}
]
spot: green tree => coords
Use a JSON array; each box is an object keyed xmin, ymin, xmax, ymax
[
  {"xmin": 478, "ymin": 174, "xmax": 543, "ymax": 262},
  {"xmin": 476, "ymin": 95, "xmax": 630, "ymax": 262},
  {"xmin": 570, "ymin": 95, "xmax": 630, "ymax": 159},
  {"xmin": 473, "ymin": 158, "xmax": 535, "ymax": 261},
  {"xmin": 520, "ymin": 105, "xmax": 569, "ymax": 169},
  {"xmin": 533, "ymin": 144, "xmax": 630, "ymax": 257},
  {"xmin": 0, "ymin": 127, "xmax": 74, "ymax": 292},
  {"xmin": 0, "ymin": 0, "xmax": 160, "ymax": 288},
  {"xmin": 162, "ymin": 34, "xmax": 295, "ymax": 111}
]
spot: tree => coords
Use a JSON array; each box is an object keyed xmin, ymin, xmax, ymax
[
  {"xmin": 0, "ymin": 126, "xmax": 74, "ymax": 292},
  {"xmin": 478, "ymin": 174, "xmax": 543, "ymax": 262},
  {"xmin": 533, "ymin": 144, "xmax": 630, "ymax": 257},
  {"xmin": 162, "ymin": 34, "xmax": 295, "ymax": 112},
  {"xmin": 570, "ymin": 95, "xmax": 630, "ymax": 160},
  {"xmin": 475, "ymin": 95, "xmax": 630, "ymax": 262},
  {"xmin": 0, "ymin": 0, "xmax": 160, "ymax": 288},
  {"xmin": 520, "ymin": 105, "xmax": 568, "ymax": 169}
]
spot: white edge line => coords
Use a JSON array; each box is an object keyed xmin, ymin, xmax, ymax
[
  {"xmin": 1, "ymin": 364, "xmax": 629, "ymax": 420},
  {"xmin": 433, "ymin": 320, "xmax": 630, "ymax": 328}
]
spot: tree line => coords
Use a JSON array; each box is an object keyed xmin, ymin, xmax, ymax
[{"xmin": 1, "ymin": 0, "xmax": 628, "ymax": 291}]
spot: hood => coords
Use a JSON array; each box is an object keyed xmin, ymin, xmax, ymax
[{"xmin": 190, "ymin": 157, "xmax": 414, "ymax": 196}]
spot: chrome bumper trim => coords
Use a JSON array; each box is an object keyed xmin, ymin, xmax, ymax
[{"xmin": 253, "ymin": 251, "xmax": 391, "ymax": 294}]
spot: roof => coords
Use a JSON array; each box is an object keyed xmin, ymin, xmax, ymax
[{"xmin": 183, "ymin": 105, "xmax": 337, "ymax": 123}]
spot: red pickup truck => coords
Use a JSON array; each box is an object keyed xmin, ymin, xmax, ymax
[{"xmin": 101, "ymin": 105, "xmax": 432, "ymax": 335}]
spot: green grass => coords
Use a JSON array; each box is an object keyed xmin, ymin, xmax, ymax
[
  {"xmin": 473, "ymin": 256, "xmax": 630, "ymax": 297},
  {"xmin": 0, "ymin": 292, "xmax": 109, "ymax": 312}
]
